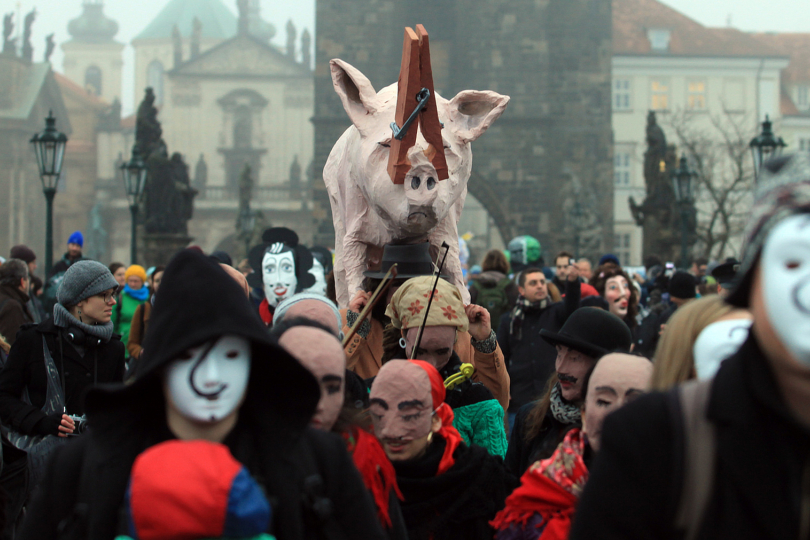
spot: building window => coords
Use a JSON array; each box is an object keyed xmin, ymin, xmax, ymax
[
  {"xmin": 147, "ymin": 60, "xmax": 164, "ymax": 106},
  {"xmin": 85, "ymin": 66, "xmax": 102, "ymax": 96},
  {"xmin": 647, "ymin": 29, "xmax": 671, "ymax": 52},
  {"xmin": 723, "ymin": 78, "xmax": 745, "ymax": 112},
  {"xmin": 614, "ymin": 233, "xmax": 632, "ymax": 266},
  {"xmin": 614, "ymin": 151, "xmax": 631, "ymax": 186},
  {"xmin": 798, "ymin": 86, "xmax": 810, "ymax": 110},
  {"xmin": 613, "ymin": 79, "xmax": 631, "ymax": 111},
  {"xmin": 687, "ymin": 80, "xmax": 707, "ymax": 110},
  {"xmin": 651, "ymin": 79, "xmax": 669, "ymax": 111}
]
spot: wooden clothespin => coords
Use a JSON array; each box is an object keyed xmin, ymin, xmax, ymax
[{"xmin": 387, "ymin": 24, "xmax": 449, "ymax": 185}]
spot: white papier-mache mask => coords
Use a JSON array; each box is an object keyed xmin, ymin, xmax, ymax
[
  {"xmin": 262, "ymin": 243, "xmax": 297, "ymax": 308},
  {"xmin": 762, "ymin": 214, "xmax": 810, "ymax": 367},
  {"xmin": 693, "ymin": 318, "xmax": 752, "ymax": 379},
  {"xmin": 166, "ymin": 335, "xmax": 251, "ymax": 423},
  {"xmin": 305, "ymin": 257, "xmax": 327, "ymax": 296}
]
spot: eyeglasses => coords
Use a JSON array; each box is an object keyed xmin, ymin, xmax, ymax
[{"xmin": 94, "ymin": 291, "xmax": 117, "ymax": 303}]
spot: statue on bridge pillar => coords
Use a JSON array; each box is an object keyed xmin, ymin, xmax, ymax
[
  {"xmin": 135, "ymin": 88, "xmax": 198, "ymax": 265},
  {"xmin": 628, "ymin": 111, "xmax": 680, "ymax": 263}
]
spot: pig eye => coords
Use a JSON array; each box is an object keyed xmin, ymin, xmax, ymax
[
  {"xmin": 378, "ymin": 141, "xmax": 391, "ymax": 148},
  {"xmin": 411, "ymin": 177, "xmax": 421, "ymax": 189},
  {"xmin": 426, "ymin": 177, "xmax": 436, "ymax": 190}
]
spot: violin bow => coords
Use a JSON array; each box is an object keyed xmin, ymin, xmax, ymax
[
  {"xmin": 342, "ymin": 264, "xmax": 398, "ymax": 347},
  {"xmin": 409, "ymin": 241, "xmax": 451, "ymax": 359}
]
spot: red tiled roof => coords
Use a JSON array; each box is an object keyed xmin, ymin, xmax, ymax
[
  {"xmin": 54, "ymin": 72, "xmax": 108, "ymax": 107},
  {"xmin": 614, "ymin": 0, "xmax": 783, "ymax": 57},
  {"xmin": 121, "ymin": 114, "xmax": 136, "ymax": 129},
  {"xmin": 753, "ymin": 33, "xmax": 810, "ymax": 84},
  {"xmin": 781, "ymin": 90, "xmax": 800, "ymax": 116}
]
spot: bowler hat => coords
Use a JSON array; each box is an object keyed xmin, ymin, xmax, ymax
[
  {"xmin": 363, "ymin": 242, "xmax": 448, "ymax": 280},
  {"xmin": 711, "ymin": 258, "xmax": 740, "ymax": 289},
  {"xmin": 540, "ymin": 307, "xmax": 632, "ymax": 359}
]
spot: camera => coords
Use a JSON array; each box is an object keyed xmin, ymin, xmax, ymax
[
  {"xmin": 67, "ymin": 414, "xmax": 88, "ymax": 436},
  {"xmin": 569, "ymin": 258, "xmax": 576, "ymax": 266}
]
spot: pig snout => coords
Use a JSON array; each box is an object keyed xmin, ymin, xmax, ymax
[{"xmin": 404, "ymin": 146, "xmax": 440, "ymax": 225}]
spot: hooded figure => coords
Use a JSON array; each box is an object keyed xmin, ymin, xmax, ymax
[
  {"xmin": 248, "ymin": 228, "xmax": 315, "ymax": 325},
  {"xmin": 21, "ymin": 250, "xmax": 385, "ymax": 540}
]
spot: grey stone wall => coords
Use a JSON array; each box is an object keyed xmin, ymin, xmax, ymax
[{"xmin": 313, "ymin": 0, "xmax": 613, "ymax": 261}]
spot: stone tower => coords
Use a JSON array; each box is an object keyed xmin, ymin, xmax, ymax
[
  {"xmin": 61, "ymin": 0, "xmax": 124, "ymax": 104},
  {"xmin": 313, "ymin": 0, "xmax": 613, "ymax": 261}
]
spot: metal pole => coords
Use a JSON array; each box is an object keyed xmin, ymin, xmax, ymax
[
  {"xmin": 44, "ymin": 188, "xmax": 55, "ymax": 275},
  {"xmin": 130, "ymin": 204, "xmax": 138, "ymax": 265},
  {"xmin": 680, "ymin": 207, "xmax": 689, "ymax": 270}
]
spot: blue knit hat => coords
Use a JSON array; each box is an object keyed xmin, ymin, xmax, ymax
[{"xmin": 68, "ymin": 231, "xmax": 84, "ymax": 247}]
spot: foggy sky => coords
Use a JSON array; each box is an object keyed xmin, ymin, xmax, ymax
[{"xmin": 8, "ymin": 0, "xmax": 809, "ymax": 115}]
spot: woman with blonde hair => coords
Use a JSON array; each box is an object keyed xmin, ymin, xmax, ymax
[{"xmin": 650, "ymin": 295, "xmax": 751, "ymax": 390}]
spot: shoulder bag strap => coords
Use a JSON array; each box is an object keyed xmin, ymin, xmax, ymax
[{"xmin": 675, "ymin": 378, "xmax": 716, "ymax": 540}]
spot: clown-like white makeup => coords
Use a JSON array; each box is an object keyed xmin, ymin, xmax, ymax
[
  {"xmin": 762, "ymin": 214, "xmax": 810, "ymax": 367},
  {"xmin": 165, "ymin": 335, "xmax": 251, "ymax": 423},
  {"xmin": 262, "ymin": 244, "xmax": 297, "ymax": 308},
  {"xmin": 370, "ymin": 361, "xmax": 434, "ymax": 460},
  {"xmin": 693, "ymin": 318, "xmax": 752, "ymax": 379},
  {"xmin": 305, "ymin": 257, "xmax": 327, "ymax": 296}
]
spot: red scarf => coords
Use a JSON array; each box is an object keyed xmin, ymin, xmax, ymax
[
  {"xmin": 345, "ymin": 427, "xmax": 403, "ymax": 527},
  {"xmin": 258, "ymin": 298, "xmax": 273, "ymax": 325},
  {"xmin": 407, "ymin": 360, "xmax": 465, "ymax": 475},
  {"xmin": 490, "ymin": 429, "xmax": 588, "ymax": 540}
]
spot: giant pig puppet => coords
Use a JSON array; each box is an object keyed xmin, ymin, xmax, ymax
[{"xmin": 324, "ymin": 59, "xmax": 509, "ymax": 307}]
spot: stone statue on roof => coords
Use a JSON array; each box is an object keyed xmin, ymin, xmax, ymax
[
  {"xmin": 237, "ymin": 0, "xmax": 249, "ymax": 35},
  {"xmin": 22, "ymin": 9, "xmax": 35, "ymax": 62},
  {"xmin": 286, "ymin": 20, "xmax": 296, "ymax": 60},
  {"xmin": 191, "ymin": 17, "xmax": 202, "ymax": 59},
  {"xmin": 44, "ymin": 33, "xmax": 55, "ymax": 62},
  {"xmin": 3, "ymin": 14, "xmax": 14, "ymax": 55},
  {"xmin": 301, "ymin": 29, "xmax": 311, "ymax": 68}
]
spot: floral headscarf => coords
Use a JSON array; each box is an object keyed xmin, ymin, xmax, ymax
[{"xmin": 385, "ymin": 276, "xmax": 469, "ymax": 333}]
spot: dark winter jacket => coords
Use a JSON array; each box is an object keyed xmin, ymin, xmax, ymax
[
  {"xmin": 0, "ymin": 284, "xmax": 33, "ymax": 346},
  {"xmin": 497, "ymin": 280, "xmax": 580, "ymax": 412},
  {"xmin": 469, "ymin": 271, "xmax": 519, "ymax": 315},
  {"xmin": 505, "ymin": 401, "xmax": 579, "ymax": 477},
  {"xmin": 392, "ymin": 435, "xmax": 518, "ymax": 540},
  {"xmin": 20, "ymin": 250, "xmax": 385, "ymax": 540},
  {"xmin": 48, "ymin": 252, "xmax": 86, "ymax": 279},
  {"xmin": 634, "ymin": 302, "xmax": 677, "ymax": 358},
  {"xmin": 0, "ymin": 318, "xmax": 125, "ymax": 436},
  {"xmin": 570, "ymin": 332, "xmax": 810, "ymax": 540}
]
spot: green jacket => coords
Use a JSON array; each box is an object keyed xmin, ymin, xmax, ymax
[{"xmin": 114, "ymin": 292, "xmax": 145, "ymax": 357}]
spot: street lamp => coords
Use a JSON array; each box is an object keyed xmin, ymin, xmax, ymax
[
  {"xmin": 239, "ymin": 207, "xmax": 256, "ymax": 258},
  {"xmin": 121, "ymin": 145, "xmax": 148, "ymax": 264},
  {"xmin": 30, "ymin": 111, "xmax": 69, "ymax": 275},
  {"xmin": 749, "ymin": 115, "xmax": 786, "ymax": 184},
  {"xmin": 672, "ymin": 155, "xmax": 697, "ymax": 270}
]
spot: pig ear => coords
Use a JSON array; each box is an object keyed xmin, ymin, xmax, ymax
[
  {"xmin": 445, "ymin": 90, "xmax": 510, "ymax": 144},
  {"xmin": 330, "ymin": 59, "xmax": 381, "ymax": 134}
]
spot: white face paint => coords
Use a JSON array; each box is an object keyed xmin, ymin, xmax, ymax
[
  {"xmin": 305, "ymin": 257, "xmax": 327, "ymax": 296},
  {"xmin": 762, "ymin": 214, "xmax": 810, "ymax": 367},
  {"xmin": 166, "ymin": 335, "xmax": 251, "ymax": 423},
  {"xmin": 693, "ymin": 319, "xmax": 752, "ymax": 379},
  {"xmin": 262, "ymin": 244, "xmax": 297, "ymax": 308}
]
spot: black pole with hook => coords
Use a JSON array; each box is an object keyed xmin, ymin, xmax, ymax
[{"xmin": 409, "ymin": 241, "xmax": 451, "ymax": 359}]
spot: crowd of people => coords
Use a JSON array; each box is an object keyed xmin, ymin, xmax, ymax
[{"xmin": 0, "ymin": 153, "xmax": 808, "ymax": 539}]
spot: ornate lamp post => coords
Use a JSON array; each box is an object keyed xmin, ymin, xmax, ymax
[
  {"xmin": 30, "ymin": 111, "xmax": 69, "ymax": 274},
  {"xmin": 239, "ymin": 207, "xmax": 256, "ymax": 259},
  {"xmin": 749, "ymin": 115, "xmax": 786, "ymax": 184},
  {"xmin": 121, "ymin": 145, "xmax": 148, "ymax": 264},
  {"xmin": 672, "ymin": 155, "xmax": 697, "ymax": 270}
]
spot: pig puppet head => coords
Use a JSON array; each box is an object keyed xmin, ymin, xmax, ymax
[{"xmin": 330, "ymin": 59, "xmax": 509, "ymax": 238}]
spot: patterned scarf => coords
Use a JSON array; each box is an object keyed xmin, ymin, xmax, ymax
[
  {"xmin": 548, "ymin": 382, "xmax": 581, "ymax": 425},
  {"xmin": 509, "ymin": 296, "xmax": 550, "ymax": 340},
  {"xmin": 490, "ymin": 429, "xmax": 588, "ymax": 540}
]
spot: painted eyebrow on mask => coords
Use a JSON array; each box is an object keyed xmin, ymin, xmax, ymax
[
  {"xmin": 321, "ymin": 374, "xmax": 343, "ymax": 383},
  {"xmin": 398, "ymin": 399, "xmax": 425, "ymax": 410},
  {"xmin": 370, "ymin": 398, "xmax": 389, "ymax": 410}
]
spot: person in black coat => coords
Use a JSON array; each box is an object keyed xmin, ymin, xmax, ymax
[
  {"xmin": 571, "ymin": 154, "xmax": 810, "ymax": 539},
  {"xmin": 505, "ymin": 308, "xmax": 633, "ymax": 476},
  {"xmin": 0, "ymin": 260, "xmax": 124, "ymax": 437},
  {"xmin": 497, "ymin": 265, "xmax": 580, "ymax": 423},
  {"xmin": 21, "ymin": 250, "xmax": 385, "ymax": 540}
]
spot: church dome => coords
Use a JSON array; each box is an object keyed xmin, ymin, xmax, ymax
[{"xmin": 67, "ymin": 1, "xmax": 118, "ymax": 43}]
